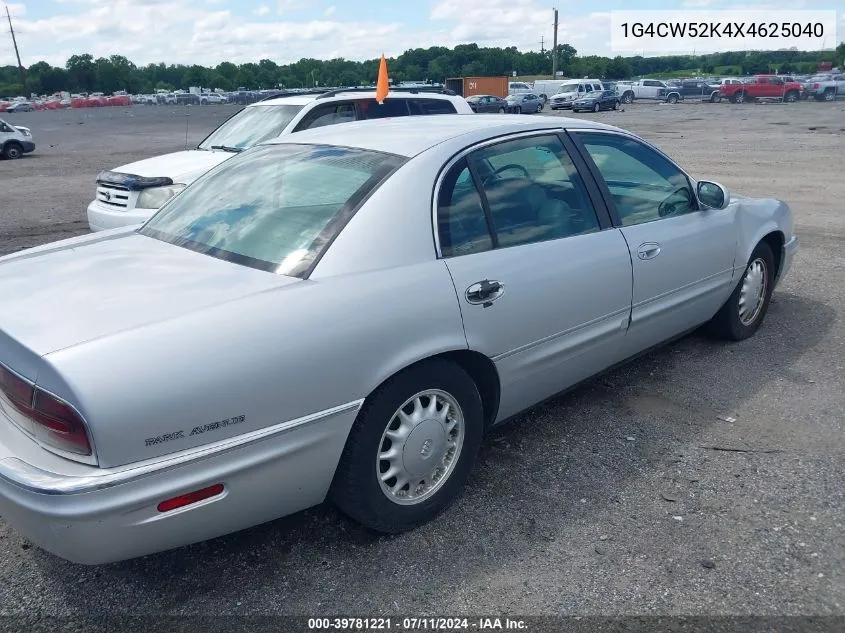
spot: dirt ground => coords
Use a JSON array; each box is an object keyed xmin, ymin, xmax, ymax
[{"xmin": 0, "ymin": 100, "xmax": 843, "ymax": 619}]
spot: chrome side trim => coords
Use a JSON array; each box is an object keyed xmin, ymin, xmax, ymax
[{"xmin": 0, "ymin": 399, "xmax": 364, "ymax": 496}]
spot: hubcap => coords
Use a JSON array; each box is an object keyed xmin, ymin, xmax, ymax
[
  {"xmin": 377, "ymin": 389, "xmax": 464, "ymax": 506},
  {"xmin": 738, "ymin": 258, "xmax": 768, "ymax": 326}
]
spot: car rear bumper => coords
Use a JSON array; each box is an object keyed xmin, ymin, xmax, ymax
[
  {"xmin": 86, "ymin": 200, "xmax": 155, "ymax": 232},
  {"xmin": 0, "ymin": 400, "xmax": 362, "ymax": 564},
  {"xmin": 776, "ymin": 235, "xmax": 799, "ymax": 287}
]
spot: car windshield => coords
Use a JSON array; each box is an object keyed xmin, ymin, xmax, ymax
[
  {"xmin": 197, "ymin": 104, "xmax": 305, "ymax": 151},
  {"xmin": 556, "ymin": 83, "xmax": 580, "ymax": 93},
  {"xmin": 139, "ymin": 143, "xmax": 405, "ymax": 277}
]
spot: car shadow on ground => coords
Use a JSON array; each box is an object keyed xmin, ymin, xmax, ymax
[{"xmin": 25, "ymin": 290, "xmax": 836, "ymax": 612}]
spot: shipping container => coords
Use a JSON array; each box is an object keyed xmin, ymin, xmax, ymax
[{"xmin": 445, "ymin": 76, "xmax": 509, "ymax": 98}]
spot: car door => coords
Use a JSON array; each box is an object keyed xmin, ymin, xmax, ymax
[
  {"xmin": 436, "ymin": 132, "xmax": 633, "ymax": 421},
  {"xmin": 569, "ymin": 130, "xmax": 737, "ymax": 354}
]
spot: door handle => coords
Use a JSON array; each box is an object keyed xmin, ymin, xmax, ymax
[
  {"xmin": 637, "ymin": 242, "xmax": 661, "ymax": 260},
  {"xmin": 465, "ymin": 279, "xmax": 505, "ymax": 305}
]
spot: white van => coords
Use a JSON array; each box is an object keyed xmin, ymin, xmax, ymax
[
  {"xmin": 0, "ymin": 117, "xmax": 34, "ymax": 159},
  {"xmin": 548, "ymin": 79, "xmax": 604, "ymax": 110},
  {"xmin": 531, "ymin": 80, "xmax": 569, "ymax": 103}
]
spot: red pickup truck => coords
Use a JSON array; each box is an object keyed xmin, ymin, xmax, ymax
[{"xmin": 719, "ymin": 75, "xmax": 802, "ymax": 103}]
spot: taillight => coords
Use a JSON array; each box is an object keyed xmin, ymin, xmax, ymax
[
  {"xmin": 0, "ymin": 364, "xmax": 34, "ymax": 415},
  {"xmin": 813, "ymin": 83, "xmax": 819, "ymax": 89},
  {"xmin": 30, "ymin": 390, "xmax": 92, "ymax": 455},
  {"xmin": 0, "ymin": 363, "xmax": 92, "ymax": 456}
]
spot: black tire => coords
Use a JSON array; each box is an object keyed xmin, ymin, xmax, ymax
[
  {"xmin": 612, "ymin": 100, "xmax": 619, "ymax": 110},
  {"xmin": 514, "ymin": 106, "xmax": 521, "ymax": 114},
  {"xmin": 621, "ymin": 92, "xmax": 633, "ymax": 104},
  {"xmin": 593, "ymin": 103, "xmax": 600, "ymax": 113},
  {"xmin": 667, "ymin": 94, "xmax": 679, "ymax": 104},
  {"xmin": 537, "ymin": 102, "xmax": 543, "ymax": 112},
  {"xmin": 497, "ymin": 107, "xmax": 505, "ymax": 113},
  {"xmin": 708, "ymin": 241, "xmax": 775, "ymax": 341},
  {"xmin": 709, "ymin": 92, "xmax": 718, "ymax": 103},
  {"xmin": 822, "ymin": 89, "xmax": 835, "ymax": 102},
  {"xmin": 330, "ymin": 359, "xmax": 484, "ymax": 533},
  {"xmin": 731, "ymin": 91, "xmax": 745, "ymax": 104},
  {"xmin": 784, "ymin": 90, "xmax": 799, "ymax": 103},
  {"xmin": 3, "ymin": 142, "xmax": 23, "ymax": 160}
]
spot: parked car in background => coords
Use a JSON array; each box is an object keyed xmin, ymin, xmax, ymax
[
  {"xmin": 0, "ymin": 114, "xmax": 798, "ymax": 564},
  {"xmin": 4, "ymin": 101, "xmax": 33, "ymax": 113},
  {"xmin": 0, "ymin": 117, "xmax": 34, "ymax": 159},
  {"xmin": 801, "ymin": 74, "xmax": 844, "ymax": 101},
  {"xmin": 199, "ymin": 93, "xmax": 226, "ymax": 105},
  {"xmin": 532, "ymin": 80, "xmax": 568, "ymax": 103},
  {"xmin": 572, "ymin": 89, "xmax": 620, "ymax": 112},
  {"xmin": 548, "ymin": 79, "xmax": 605, "ymax": 109},
  {"xmin": 505, "ymin": 93, "xmax": 543, "ymax": 113},
  {"xmin": 465, "ymin": 94, "xmax": 508, "ymax": 113},
  {"xmin": 626, "ymin": 79, "xmax": 682, "ymax": 103},
  {"xmin": 508, "ymin": 81, "xmax": 534, "ymax": 97},
  {"xmin": 674, "ymin": 79, "xmax": 721, "ymax": 102},
  {"xmin": 86, "ymin": 89, "xmax": 473, "ymax": 231},
  {"xmin": 719, "ymin": 75, "xmax": 802, "ymax": 103}
]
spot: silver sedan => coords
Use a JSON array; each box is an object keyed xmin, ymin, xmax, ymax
[{"xmin": 0, "ymin": 115, "xmax": 798, "ymax": 564}]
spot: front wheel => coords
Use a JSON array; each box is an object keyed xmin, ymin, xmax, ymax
[
  {"xmin": 2, "ymin": 142, "xmax": 22, "ymax": 159},
  {"xmin": 612, "ymin": 100, "xmax": 619, "ymax": 110},
  {"xmin": 593, "ymin": 103, "xmax": 600, "ymax": 113},
  {"xmin": 497, "ymin": 107, "xmax": 505, "ymax": 113},
  {"xmin": 514, "ymin": 106, "xmax": 521, "ymax": 114},
  {"xmin": 707, "ymin": 241, "xmax": 775, "ymax": 341},
  {"xmin": 667, "ymin": 94, "xmax": 679, "ymax": 104},
  {"xmin": 330, "ymin": 360, "xmax": 484, "ymax": 533},
  {"xmin": 621, "ymin": 92, "xmax": 633, "ymax": 104},
  {"xmin": 822, "ymin": 90, "xmax": 835, "ymax": 102},
  {"xmin": 784, "ymin": 90, "xmax": 799, "ymax": 103}
]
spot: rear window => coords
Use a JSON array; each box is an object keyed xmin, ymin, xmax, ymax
[
  {"xmin": 139, "ymin": 144, "xmax": 405, "ymax": 277},
  {"xmin": 408, "ymin": 99, "xmax": 457, "ymax": 114}
]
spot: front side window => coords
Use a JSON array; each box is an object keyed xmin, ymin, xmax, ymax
[
  {"xmin": 198, "ymin": 104, "xmax": 304, "ymax": 151},
  {"xmin": 467, "ymin": 135, "xmax": 600, "ymax": 248},
  {"xmin": 575, "ymin": 132, "xmax": 696, "ymax": 226},
  {"xmin": 140, "ymin": 144, "xmax": 404, "ymax": 277}
]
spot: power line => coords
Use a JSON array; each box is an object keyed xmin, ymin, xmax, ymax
[
  {"xmin": 540, "ymin": 35, "xmax": 545, "ymax": 55},
  {"xmin": 5, "ymin": 4, "xmax": 26, "ymax": 94}
]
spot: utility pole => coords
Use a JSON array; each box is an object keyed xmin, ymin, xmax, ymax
[
  {"xmin": 539, "ymin": 35, "xmax": 545, "ymax": 55},
  {"xmin": 551, "ymin": 8, "xmax": 559, "ymax": 78},
  {"xmin": 5, "ymin": 4, "xmax": 26, "ymax": 94}
]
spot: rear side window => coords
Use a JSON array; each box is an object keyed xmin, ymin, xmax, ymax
[
  {"xmin": 358, "ymin": 98, "xmax": 410, "ymax": 119},
  {"xmin": 409, "ymin": 99, "xmax": 457, "ymax": 115}
]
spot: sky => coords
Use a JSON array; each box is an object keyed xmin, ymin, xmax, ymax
[{"xmin": 2, "ymin": 0, "xmax": 843, "ymax": 69}]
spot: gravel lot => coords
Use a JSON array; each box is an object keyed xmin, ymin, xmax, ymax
[{"xmin": 0, "ymin": 101, "xmax": 843, "ymax": 620}]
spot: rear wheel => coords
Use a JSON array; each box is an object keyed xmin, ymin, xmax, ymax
[
  {"xmin": 784, "ymin": 90, "xmax": 799, "ymax": 103},
  {"xmin": 330, "ymin": 360, "xmax": 484, "ymax": 533},
  {"xmin": 732, "ymin": 91, "xmax": 746, "ymax": 104},
  {"xmin": 593, "ymin": 103, "xmax": 600, "ymax": 113},
  {"xmin": 822, "ymin": 89, "xmax": 835, "ymax": 102},
  {"xmin": 497, "ymin": 107, "xmax": 505, "ymax": 113},
  {"xmin": 667, "ymin": 94, "xmax": 679, "ymax": 104},
  {"xmin": 621, "ymin": 92, "xmax": 633, "ymax": 104},
  {"xmin": 708, "ymin": 241, "xmax": 775, "ymax": 341},
  {"xmin": 612, "ymin": 100, "xmax": 619, "ymax": 110},
  {"xmin": 514, "ymin": 106, "xmax": 522, "ymax": 114},
  {"xmin": 2, "ymin": 142, "xmax": 22, "ymax": 160}
]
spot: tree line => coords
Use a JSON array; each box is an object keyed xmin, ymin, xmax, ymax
[{"xmin": 2, "ymin": 42, "xmax": 843, "ymax": 97}]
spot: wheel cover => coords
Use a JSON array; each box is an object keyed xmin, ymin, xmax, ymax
[
  {"xmin": 738, "ymin": 257, "xmax": 768, "ymax": 326},
  {"xmin": 736, "ymin": 92, "xmax": 744, "ymax": 103},
  {"xmin": 824, "ymin": 91, "xmax": 834, "ymax": 101},
  {"xmin": 377, "ymin": 389, "xmax": 465, "ymax": 506}
]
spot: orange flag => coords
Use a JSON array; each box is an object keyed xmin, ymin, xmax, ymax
[{"xmin": 375, "ymin": 53, "xmax": 389, "ymax": 104}]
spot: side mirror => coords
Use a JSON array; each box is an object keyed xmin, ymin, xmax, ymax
[{"xmin": 697, "ymin": 180, "xmax": 730, "ymax": 210}]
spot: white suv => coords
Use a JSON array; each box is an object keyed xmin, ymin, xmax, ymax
[{"xmin": 87, "ymin": 89, "xmax": 472, "ymax": 231}]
